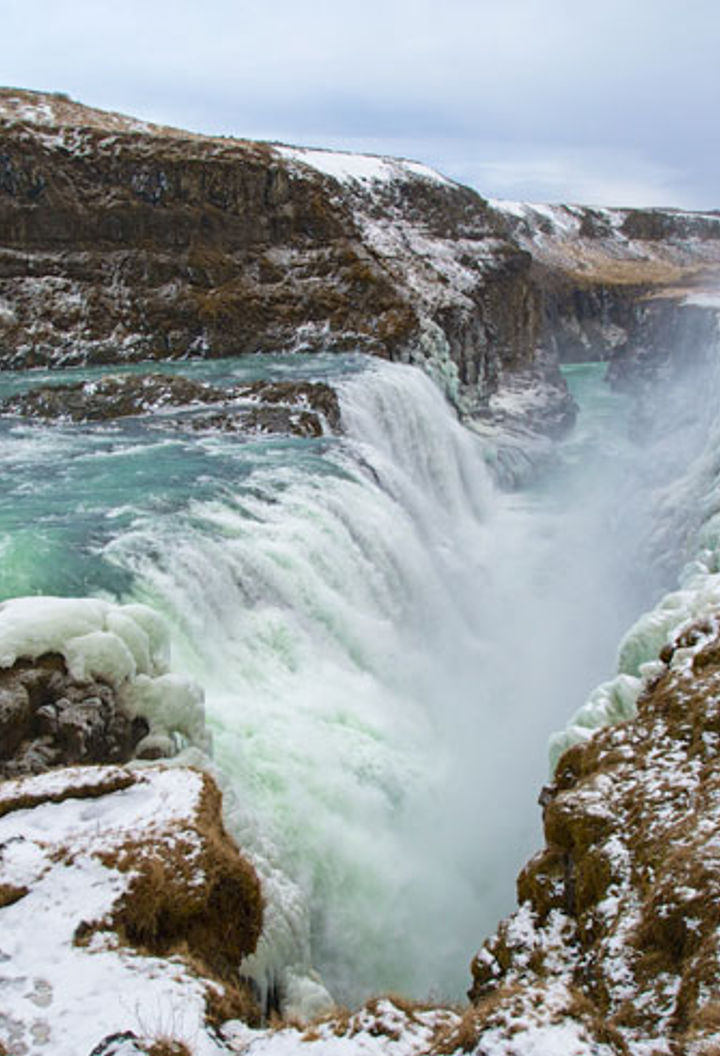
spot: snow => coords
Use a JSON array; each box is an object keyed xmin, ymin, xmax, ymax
[
  {"xmin": 223, "ymin": 1000, "xmax": 459, "ymax": 1056},
  {"xmin": 275, "ymin": 147, "xmax": 452, "ymax": 187},
  {"xmin": 467, "ymin": 1018, "xmax": 615, "ymax": 1056},
  {"xmin": 684, "ymin": 291, "xmax": 720, "ymax": 310},
  {"xmin": 0, "ymin": 766, "xmax": 227, "ymax": 1056}
]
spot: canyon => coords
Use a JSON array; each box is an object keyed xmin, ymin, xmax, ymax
[{"xmin": 2, "ymin": 88, "xmax": 720, "ymax": 1056}]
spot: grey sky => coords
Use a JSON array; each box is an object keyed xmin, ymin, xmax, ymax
[{"xmin": 4, "ymin": 0, "xmax": 719, "ymax": 208}]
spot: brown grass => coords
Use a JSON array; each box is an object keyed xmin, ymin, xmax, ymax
[
  {"xmin": 0, "ymin": 768, "xmax": 135, "ymax": 819},
  {"xmin": 73, "ymin": 770, "xmax": 263, "ymax": 1030},
  {"xmin": 107, "ymin": 778, "xmax": 258, "ymax": 952},
  {"xmin": 203, "ymin": 976, "xmax": 260, "ymax": 1030},
  {"xmin": 147, "ymin": 1040, "xmax": 192, "ymax": 1056},
  {"xmin": 0, "ymin": 883, "xmax": 28, "ymax": 909},
  {"xmin": 434, "ymin": 1006, "xmax": 483, "ymax": 1054},
  {"xmin": 435, "ymin": 986, "xmax": 522, "ymax": 1054}
]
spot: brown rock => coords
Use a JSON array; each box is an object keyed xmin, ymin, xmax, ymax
[{"xmin": 0, "ymin": 653, "xmax": 149, "ymax": 776}]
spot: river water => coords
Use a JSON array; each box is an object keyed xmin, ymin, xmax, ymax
[{"xmin": 0, "ymin": 354, "xmax": 668, "ymax": 1007}]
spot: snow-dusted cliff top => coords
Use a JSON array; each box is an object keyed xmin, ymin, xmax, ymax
[{"xmin": 491, "ymin": 197, "xmax": 720, "ymax": 292}]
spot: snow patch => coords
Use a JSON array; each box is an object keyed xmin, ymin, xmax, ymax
[
  {"xmin": 0, "ymin": 766, "xmax": 227, "ymax": 1056},
  {"xmin": 276, "ymin": 146, "xmax": 451, "ymax": 187}
]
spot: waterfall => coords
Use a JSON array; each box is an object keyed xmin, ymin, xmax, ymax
[
  {"xmin": 0, "ymin": 351, "xmax": 687, "ymax": 1010},
  {"xmin": 100, "ymin": 361, "xmax": 502, "ymax": 1004}
]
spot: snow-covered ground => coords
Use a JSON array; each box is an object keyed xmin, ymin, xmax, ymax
[
  {"xmin": 275, "ymin": 147, "xmax": 452, "ymax": 188},
  {"xmin": 0, "ymin": 766, "xmax": 230, "ymax": 1055}
]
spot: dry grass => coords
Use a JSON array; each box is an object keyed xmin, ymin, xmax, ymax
[
  {"xmin": 71, "ymin": 770, "xmax": 262, "ymax": 1030},
  {"xmin": 202, "ymin": 975, "xmax": 260, "ymax": 1031},
  {"xmin": 146, "ymin": 1040, "xmax": 192, "ymax": 1056},
  {"xmin": 97, "ymin": 777, "xmax": 262, "ymax": 961},
  {"xmin": 0, "ymin": 87, "xmax": 270, "ymax": 158},
  {"xmin": 562, "ymin": 259, "xmax": 704, "ymax": 287},
  {"xmin": 0, "ymin": 883, "xmax": 28, "ymax": 909},
  {"xmin": 433, "ymin": 1006, "xmax": 484, "ymax": 1054},
  {"xmin": 435, "ymin": 986, "xmax": 521, "ymax": 1054},
  {"xmin": 0, "ymin": 768, "xmax": 135, "ymax": 819}
]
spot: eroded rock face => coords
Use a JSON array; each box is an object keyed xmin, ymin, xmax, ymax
[
  {"xmin": 1, "ymin": 372, "xmax": 342, "ymax": 437},
  {"xmin": 496, "ymin": 200, "xmax": 720, "ymax": 394},
  {"xmin": 0, "ymin": 88, "xmax": 572, "ymax": 441},
  {"xmin": 0, "ymin": 652, "xmax": 149, "ymax": 777},
  {"xmin": 458, "ymin": 615, "xmax": 720, "ymax": 1054}
]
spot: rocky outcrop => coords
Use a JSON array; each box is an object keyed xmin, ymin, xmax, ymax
[
  {"xmin": 0, "ymin": 764, "xmax": 263, "ymax": 1055},
  {"xmin": 0, "ymin": 373, "xmax": 341, "ymax": 436},
  {"xmin": 494, "ymin": 199, "xmax": 720, "ymax": 393},
  {"xmin": 452, "ymin": 614, "xmax": 720, "ymax": 1055},
  {"xmin": 0, "ymin": 88, "xmax": 569, "ymax": 440},
  {"xmin": 0, "ymin": 652, "xmax": 149, "ymax": 777},
  {"xmin": 0, "ymin": 595, "xmax": 211, "ymax": 768},
  {"xmin": 5, "ymin": 89, "xmax": 720, "ymax": 448}
]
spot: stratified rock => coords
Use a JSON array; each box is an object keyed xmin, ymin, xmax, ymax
[
  {"xmin": 494, "ymin": 199, "xmax": 720, "ymax": 392},
  {"xmin": 0, "ymin": 88, "xmax": 573, "ymax": 443},
  {"xmin": 0, "ymin": 371, "xmax": 342, "ymax": 437}
]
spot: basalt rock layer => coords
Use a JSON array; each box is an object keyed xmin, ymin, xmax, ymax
[
  {"xmin": 1, "ymin": 372, "xmax": 341, "ymax": 436},
  {"xmin": 0, "ymin": 89, "xmax": 552, "ymax": 427},
  {"xmin": 496, "ymin": 200, "xmax": 720, "ymax": 391}
]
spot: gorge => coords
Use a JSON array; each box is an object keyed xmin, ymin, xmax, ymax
[{"xmin": 1, "ymin": 89, "xmax": 720, "ymax": 1056}]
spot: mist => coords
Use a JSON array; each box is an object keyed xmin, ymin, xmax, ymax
[{"xmin": 100, "ymin": 349, "xmax": 713, "ymax": 1008}]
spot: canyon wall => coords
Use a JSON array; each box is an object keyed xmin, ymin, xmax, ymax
[{"xmin": 0, "ymin": 89, "xmax": 549, "ymax": 427}]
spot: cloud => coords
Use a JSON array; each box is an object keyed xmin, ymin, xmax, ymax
[{"xmin": 2, "ymin": 0, "xmax": 719, "ymax": 207}]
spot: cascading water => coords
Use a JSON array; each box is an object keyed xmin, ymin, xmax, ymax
[{"xmin": 0, "ymin": 350, "xmax": 695, "ymax": 1011}]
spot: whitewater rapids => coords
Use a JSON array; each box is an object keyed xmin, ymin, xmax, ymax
[{"xmin": 0, "ymin": 352, "xmax": 691, "ymax": 1009}]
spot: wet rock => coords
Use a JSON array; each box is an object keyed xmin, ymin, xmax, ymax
[
  {"xmin": 2, "ymin": 372, "xmax": 227, "ymax": 422},
  {"xmin": 238, "ymin": 379, "xmax": 342, "ymax": 431},
  {"xmin": 1, "ymin": 371, "xmax": 343, "ymax": 439},
  {"xmin": 0, "ymin": 653, "xmax": 148, "ymax": 777}
]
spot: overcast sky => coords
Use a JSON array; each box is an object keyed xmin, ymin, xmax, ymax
[{"xmin": 4, "ymin": 0, "xmax": 719, "ymax": 208}]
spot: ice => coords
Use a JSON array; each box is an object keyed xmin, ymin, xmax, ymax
[{"xmin": 0, "ymin": 595, "xmax": 208, "ymax": 752}]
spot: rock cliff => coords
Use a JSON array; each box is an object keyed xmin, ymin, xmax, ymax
[
  {"xmin": 5, "ymin": 89, "xmax": 720, "ymax": 476},
  {"xmin": 0, "ymin": 88, "xmax": 559, "ymax": 438},
  {"xmin": 454, "ymin": 614, "xmax": 720, "ymax": 1055},
  {"xmin": 494, "ymin": 199, "xmax": 720, "ymax": 391}
]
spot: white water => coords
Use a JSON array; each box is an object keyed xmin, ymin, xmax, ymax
[
  {"xmin": 84, "ymin": 356, "xmax": 664, "ymax": 1008},
  {"xmin": 0, "ymin": 350, "xmax": 697, "ymax": 1011}
]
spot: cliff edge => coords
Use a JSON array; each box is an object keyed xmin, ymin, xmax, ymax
[{"xmin": 0, "ymin": 87, "xmax": 570, "ymax": 444}]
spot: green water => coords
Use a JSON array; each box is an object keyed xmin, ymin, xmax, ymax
[
  {"xmin": 0, "ymin": 353, "xmax": 364, "ymax": 600},
  {"xmin": 0, "ymin": 353, "xmax": 649, "ymax": 1006}
]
